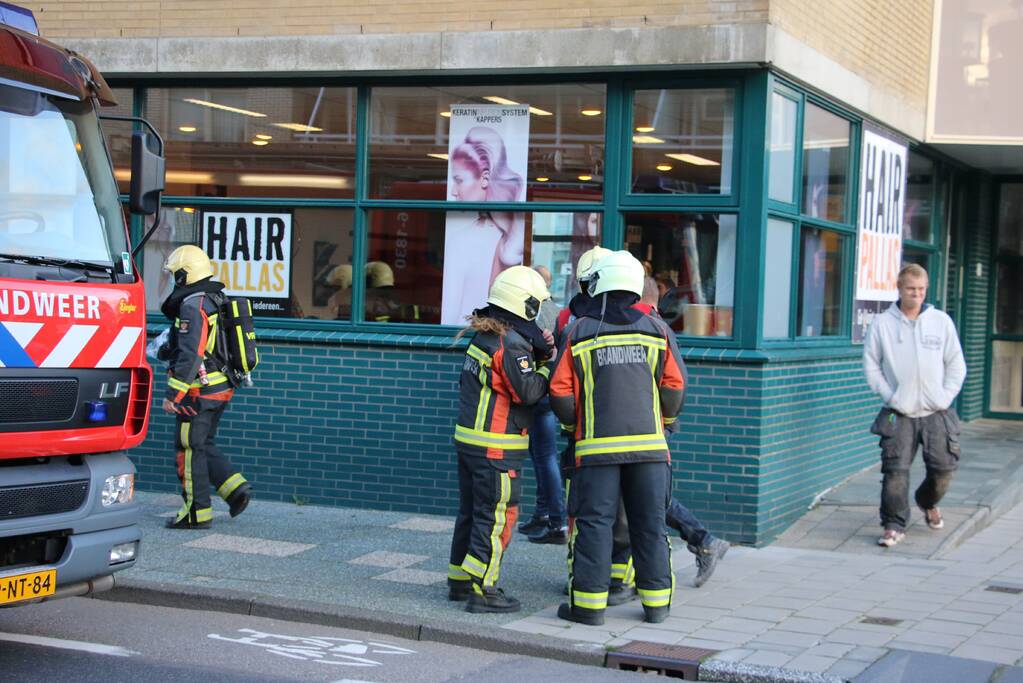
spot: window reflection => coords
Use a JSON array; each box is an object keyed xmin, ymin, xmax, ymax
[
  {"xmin": 630, "ymin": 89, "xmax": 734, "ymax": 195},
  {"xmin": 797, "ymin": 227, "xmax": 845, "ymax": 336},
  {"xmin": 768, "ymin": 93, "xmax": 797, "ymax": 203},
  {"xmin": 802, "ymin": 103, "xmax": 850, "ymax": 223},
  {"xmin": 904, "ymin": 151, "xmax": 935, "ymax": 243}
]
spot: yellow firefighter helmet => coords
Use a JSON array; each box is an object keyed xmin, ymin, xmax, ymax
[
  {"xmin": 164, "ymin": 245, "xmax": 213, "ymax": 286},
  {"xmin": 366, "ymin": 261, "xmax": 395, "ymax": 288},
  {"xmin": 327, "ymin": 264, "xmax": 353, "ymax": 289},
  {"xmin": 487, "ymin": 265, "xmax": 551, "ymax": 321}
]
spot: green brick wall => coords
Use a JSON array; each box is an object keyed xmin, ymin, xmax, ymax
[{"xmin": 131, "ymin": 339, "xmax": 880, "ymax": 545}]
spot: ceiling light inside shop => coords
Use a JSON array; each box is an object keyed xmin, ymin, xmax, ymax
[
  {"xmin": 427, "ymin": 153, "xmax": 449, "ymax": 160},
  {"xmin": 440, "ymin": 111, "xmax": 452, "ymax": 118},
  {"xmin": 656, "ymin": 164, "xmax": 673, "ymax": 171},
  {"xmin": 116, "ymin": 169, "xmax": 214, "ymax": 184},
  {"xmin": 272, "ymin": 122, "xmax": 324, "ymax": 133},
  {"xmin": 178, "ymin": 125, "xmax": 197, "ymax": 133},
  {"xmin": 481, "ymin": 96, "xmax": 552, "ymax": 116},
  {"xmin": 238, "ymin": 174, "xmax": 348, "ymax": 189},
  {"xmin": 255, "ymin": 134, "xmax": 273, "ymax": 140},
  {"xmin": 632, "ymin": 135, "xmax": 665, "ymax": 144},
  {"xmin": 578, "ymin": 175, "xmax": 592, "ymax": 181},
  {"xmin": 183, "ymin": 98, "xmax": 266, "ymax": 118},
  {"xmin": 664, "ymin": 153, "xmax": 720, "ymax": 166},
  {"xmin": 635, "ymin": 126, "xmax": 655, "ymax": 133},
  {"xmin": 581, "ymin": 109, "xmax": 602, "ymax": 116},
  {"xmin": 252, "ymin": 140, "xmax": 269, "ymax": 146},
  {"xmin": 535, "ymin": 177, "xmax": 550, "ymax": 182}
]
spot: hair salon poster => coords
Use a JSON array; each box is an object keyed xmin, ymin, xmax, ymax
[
  {"xmin": 852, "ymin": 127, "xmax": 907, "ymax": 343},
  {"xmin": 440, "ymin": 104, "xmax": 530, "ymax": 325},
  {"xmin": 201, "ymin": 210, "xmax": 293, "ymax": 317}
]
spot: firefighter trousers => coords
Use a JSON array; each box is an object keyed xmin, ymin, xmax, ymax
[
  {"xmin": 567, "ymin": 462, "xmax": 673, "ymax": 614},
  {"xmin": 448, "ymin": 451, "xmax": 521, "ymax": 590},
  {"xmin": 174, "ymin": 398, "xmax": 248, "ymax": 524}
]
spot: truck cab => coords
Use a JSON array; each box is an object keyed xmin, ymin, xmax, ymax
[{"xmin": 0, "ymin": 4, "xmax": 164, "ymax": 606}]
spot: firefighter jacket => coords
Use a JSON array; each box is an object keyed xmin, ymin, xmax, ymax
[
  {"xmin": 454, "ymin": 326, "xmax": 552, "ymax": 469},
  {"xmin": 161, "ymin": 280, "xmax": 234, "ymax": 403},
  {"xmin": 549, "ymin": 300, "xmax": 686, "ymax": 467}
]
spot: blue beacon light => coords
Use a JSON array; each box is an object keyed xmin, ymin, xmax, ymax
[{"xmin": 86, "ymin": 401, "xmax": 108, "ymax": 423}]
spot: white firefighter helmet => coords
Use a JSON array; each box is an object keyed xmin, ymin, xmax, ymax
[
  {"xmin": 588, "ymin": 250, "xmax": 645, "ymax": 298},
  {"xmin": 164, "ymin": 245, "xmax": 213, "ymax": 286},
  {"xmin": 487, "ymin": 265, "xmax": 551, "ymax": 321},
  {"xmin": 576, "ymin": 246, "xmax": 612, "ymax": 282}
]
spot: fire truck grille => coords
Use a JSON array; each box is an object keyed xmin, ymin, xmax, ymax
[
  {"xmin": 0, "ymin": 480, "xmax": 90, "ymax": 520},
  {"xmin": 0, "ymin": 379, "xmax": 78, "ymax": 423}
]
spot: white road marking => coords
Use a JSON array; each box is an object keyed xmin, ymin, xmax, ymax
[
  {"xmin": 0, "ymin": 631, "xmax": 137, "ymax": 657},
  {"xmin": 208, "ymin": 629, "xmax": 415, "ymax": 667}
]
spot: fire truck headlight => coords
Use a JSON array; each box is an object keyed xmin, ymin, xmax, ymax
[
  {"xmin": 109, "ymin": 542, "xmax": 138, "ymax": 565},
  {"xmin": 101, "ymin": 474, "xmax": 135, "ymax": 506}
]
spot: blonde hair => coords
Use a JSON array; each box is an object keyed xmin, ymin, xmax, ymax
[
  {"xmin": 452, "ymin": 311, "xmax": 509, "ymax": 346},
  {"xmin": 898, "ymin": 263, "xmax": 928, "ymax": 286}
]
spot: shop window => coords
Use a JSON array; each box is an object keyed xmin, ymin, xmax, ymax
[
  {"xmin": 629, "ymin": 88, "xmax": 734, "ymax": 195},
  {"xmin": 902, "ymin": 247, "xmax": 932, "ymax": 276},
  {"xmin": 768, "ymin": 92, "xmax": 798, "ymax": 204},
  {"xmin": 990, "ymin": 341, "xmax": 1023, "ymax": 414},
  {"xmin": 622, "ymin": 213, "xmax": 736, "ymax": 337},
  {"xmin": 142, "ymin": 87, "xmax": 356, "ymax": 199},
  {"xmin": 368, "ymin": 85, "xmax": 605, "ymax": 202},
  {"xmin": 802, "ymin": 103, "xmax": 851, "ymax": 223},
  {"xmin": 904, "ymin": 151, "xmax": 935, "ymax": 243},
  {"xmin": 763, "ymin": 218, "xmax": 794, "ymax": 338},
  {"xmin": 100, "ymin": 87, "xmax": 134, "ymax": 195},
  {"xmin": 142, "ymin": 206, "xmax": 354, "ymax": 320},
  {"xmin": 364, "ymin": 210, "xmax": 602, "ymax": 326},
  {"xmin": 797, "ymin": 227, "xmax": 845, "ymax": 337},
  {"xmin": 995, "ymin": 183, "xmax": 1023, "ymax": 335}
]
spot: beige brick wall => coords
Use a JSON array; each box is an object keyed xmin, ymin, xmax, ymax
[
  {"xmin": 28, "ymin": 1, "xmax": 769, "ymax": 39},
  {"xmin": 769, "ymin": 0, "xmax": 933, "ymax": 111}
]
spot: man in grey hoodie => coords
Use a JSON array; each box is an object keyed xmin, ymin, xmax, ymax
[{"xmin": 863, "ymin": 264, "xmax": 967, "ymax": 548}]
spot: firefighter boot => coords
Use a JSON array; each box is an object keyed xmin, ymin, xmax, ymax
[
  {"xmin": 643, "ymin": 605, "xmax": 670, "ymax": 624},
  {"xmin": 607, "ymin": 582, "xmax": 637, "ymax": 606},
  {"xmin": 165, "ymin": 516, "xmax": 211, "ymax": 530},
  {"xmin": 466, "ymin": 582, "xmax": 521, "ymax": 613},
  {"xmin": 448, "ymin": 579, "xmax": 471, "ymax": 602},
  {"xmin": 557, "ymin": 602, "xmax": 605, "ymax": 626},
  {"xmin": 227, "ymin": 484, "xmax": 252, "ymax": 518}
]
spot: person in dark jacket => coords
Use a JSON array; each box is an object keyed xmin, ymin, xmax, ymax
[
  {"xmin": 447, "ymin": 265, "xmax": 554, "ymax": 613},
  {"xmin": 160, "ymin": 245, "xmax": 251, "ymax": 530},
  {"xmin": 550, "ymin": 250, "xmax": 686, "ymax": 626}
]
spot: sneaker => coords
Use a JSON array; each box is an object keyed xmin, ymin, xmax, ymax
[
  {"xmin": 920, "ymin": 506, "xmax": 944, "ymax": 530},
  {"xmin": 527, "ymin": 523, "xmax": 568, "ymax": 545},
  {"xmin": 227, "ymin": 484, "xmax": 252, "ymax": 518},
  {"xmin": 643, "ymin": 605, "xmax": 670, "ymax": 624},
  {"xmin": 517, "ymin": 514, "xmax": 549, "ymax": 535},
  {"xmin": 165, "ymin": 517, "xmax": 211, "ymax": 530},
  {"xmin": 448, "ymin": 582, "xmax": 471, "ymax": 602},
  {"xmin": 690, "ymin": 537, "xmax": 729, "ymax": 588},
  {"xmin": 877, "ymin": 529, "xmax": 905, "ymax": 547},
  {"xmin": 557, "ymin": 602, "xmax": 605, "ymax": 626},
  {"xmin": 466, "ymin": 586, "xmax": 521, "ymax": 613},
  {"xmin": 607, "ymin": 583, "xmax": 637, "ymax": 606}
]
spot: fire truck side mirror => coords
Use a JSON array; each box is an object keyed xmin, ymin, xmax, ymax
[{"xmin": 129, "ymin": 131, "xmax": 165, "ymax": 216}]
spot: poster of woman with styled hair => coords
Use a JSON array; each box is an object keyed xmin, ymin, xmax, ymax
[{"xmin": 441, "ymin": 104, "xmax": 530, "ymax": 325}]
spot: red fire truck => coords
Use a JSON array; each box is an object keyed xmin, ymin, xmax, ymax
[{"xmin": 0, "ymin": 3, "xmax": 165, "ymax": 606}]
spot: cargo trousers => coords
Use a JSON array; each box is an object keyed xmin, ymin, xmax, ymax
[
  {"xmin": 870, "ymin": 407, "xmax": 961, "ymax": 532},
  {"xmin": 173, "ymin": 397, "xmax": 248, "ymax": 525}
]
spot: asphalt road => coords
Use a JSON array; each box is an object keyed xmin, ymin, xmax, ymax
[{"xmin": 0, "ymin": 597, "xmax": 645, "ymax": 682}]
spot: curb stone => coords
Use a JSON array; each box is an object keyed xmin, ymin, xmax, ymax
[
  {"xmin": 931, "ymin": 455, "xmax": 1023, "ymax": 559},
  {"xmin": 94, "ymin": 577, "xmax": 841, "ymax": 681}
]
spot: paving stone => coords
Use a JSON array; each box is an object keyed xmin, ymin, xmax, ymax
[
  {"xmin": 707, "ymin": 616, "xmax": 776, "ymax": 635},
  {"xmin": 853, "ymin": 650, "xmax": 998, "ymax": 683},
  {"xmin": 371, "ymin": 568, "xmax": 447, "ymax": 586},
  {"xmin": 805, "ymin": 643, "xmax": 855, "ymax": 658},
  {"xmin": 786, "ymin": 653, "xmax": 838, "ymax": 673},
  {"xmin": 709, "ymin": 648, "xmax": 754, "ymax": 663},
  {"xmin": 619, "ymin": 627, "xmax": 683, "ymax": 645},
  {"xmin": 347, "ymin": 550, "xmax": 429, "ymax": 568},
  {"xmin": 742, "ymin": 650, "xmax": 794, "ymax": 667},
  {"xmin": 885, "ymin": 640, "xmax": 953, "ymax": 655},
  {"xmin": 689, "ymin": 628, "xmax": 754, "ymax": 646},
  {"xmin": 754, "ymin": 629, "xmax": 823, "ymax": 648},
  {"xmin": 797, "ymin": 606, "xmax": 863, "ymax": 623},
  {"xmin": 828, "ymin": 628, "xmax": 895, "ymax": 647},
  {"xmin": 845, "ymin": 646, "xmax": 889, "ymax": 663},
  {"xmin": 182, "ymin": 533, "xmax": 316, "ymax": 557},
  {"xmin": 945, "ymin": 600, "xmax": 1010, "ymax": 616},
  {"xmin": 951, "ymin": 644, "xmax": 1023, "ymax": 666},
  {"xmin": 912, "ymin": 619, "xmax": 982, "ymax": 637},
  {"xmin": 826, "ymin": 658, "xmax": 870, "ymax": 679},
  {"xmin": 776, "ymin": 617, "xmax": 842, "ymax": 635},
  {"xmin": 938, "ymin": 610, "xmax": 999, "ymax": 625},
  {"xmin": 961, "ymin": 631, "xmax": 1023, "ymax": 649},
  {"xmin": 389, "ymin": 516, "xmax": 454, "ymax": 533},
  {"xmin": 994, "ymin": 666, "xmax": 1023, "ymax": 683},
  {"xmin": 889, "ymin": 628, "xmax": 965, "ymax": 649}
]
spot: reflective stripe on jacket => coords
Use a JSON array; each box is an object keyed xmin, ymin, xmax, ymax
[
  {"xmin": 454, "ymin": 327, "xmax": 550, "ymax": 467},
  {"xmin": 549, "ymin": 314, "xmax": 686, "ymax": 467}
]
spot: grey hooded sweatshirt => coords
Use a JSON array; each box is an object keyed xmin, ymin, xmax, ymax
[{"xmin": 863, "ymin": 302, "xmax": 966, "ymax": 418}]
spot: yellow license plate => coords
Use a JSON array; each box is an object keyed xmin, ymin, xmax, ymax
[{"xmin": 0, "ymin": 569, "xmax": 56, "ymax": 605}]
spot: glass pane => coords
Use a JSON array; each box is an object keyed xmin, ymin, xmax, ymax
[
  {"xmin": 904, "ymin": 151, "xmax": 935, "ymax": 242},
  {"xmin": 143, "ymin": 206, "xmax": 354, "ymax": 319},
  {"xmin": 995, "ymin": 259, "xmax": 1023, "ymax": 335},
  {"xmin": 142, "ymin": 87, "xmax": 356, "ymax": 198},
  {"xmin": 999, "ymin": 183, "xmax": 1023, "ymax": 257},
  {"xmin": 768, "ymin": 93, "xmax": 797, "ymax": 203},
  {"xmin": 365, "ymin": 210, "xmax": 601, "ymax": 325},
  {"xmin": 763, "ymin": 218, "xmax": 794, "ymax": 338},
  {"xmin": 622, "ymin": 213, "xmax": 737, "ymax": 337},
  {"xmin": 369, "ymin": 84, "xmax": 605, "ymax": 202},
  {"xmin": 902, "ymin": 247, "xmax": 931, "ymax": 273},
  {"xmin": 102, "ymin": 87, "xmax": 134, "ymax": 195},
  {"xmin": 630, "ymin": 88, "xmax": 734, "ymax": 195},
  {"xmin": 990, "ymin": 341, "xmax": 1023, "ymax": 414},
  {"xmin": 797, "ymin": 227, "xmax": 845, "ymax": 336},
  {"xmin": 802, "ymin": 103, "xmax": 851, "ymax": 223}
]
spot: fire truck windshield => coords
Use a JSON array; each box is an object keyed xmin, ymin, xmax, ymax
[{"xmin": 0, "ymin": 84, "xmax": 128, "ymax": 270}]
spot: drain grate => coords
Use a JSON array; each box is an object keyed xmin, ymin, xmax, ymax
[
  {"xmin": 861, "ymin": 616, "xmax": 904, "ymax": 626},
  {"xmin": 605, "ymin": 641, "xmax": 717, "ymax": 679},
  {"xmin": 986, "ymin": 584, "xmax": 1023, "ymax": 595}
]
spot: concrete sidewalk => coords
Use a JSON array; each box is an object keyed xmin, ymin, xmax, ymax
[{"xmin": 102, "ymin": 419, "xmax": 1023, "ymax": 682}]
